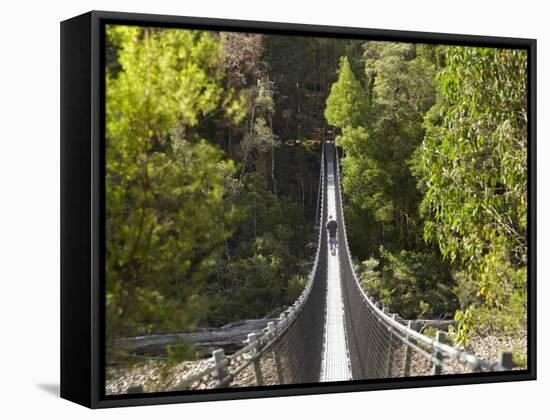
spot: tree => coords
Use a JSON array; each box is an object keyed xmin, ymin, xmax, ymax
[
  {"xmin": 196, "ymin": 32, "xmax": 264, "ymax": 154},
  {"xmin": 325, "ymin": 56, "xmax": 369, "ymax": 129},
  {"xmin": 105, "ymin": 26, "xmax": 244, "ymax": 351},
  {"xmin": 264, "ymin": 36, "xmax": 363, "ymax": 142},
  {"xmin": 206, "ymin": 172, "xmax": 314, "ymax": 325},
  {"xmin": 220, "ymin": 32, "xmax": 265, "ymax": 88},
  {"xmin": 420, "ymin": 47, "xmax": 527, "ymax": 268},
  {"xmin": 240, "ymin": 77, "xmax": 279, "ymax": 194},
  {"xmin": 419, "ymin": 47, "xmax": 528, "ymax": 346},
  {"xmin": 326, "ymin": 45, "xmax": 436, "ymax": 258},
  {"xmin": 358, "ymin": 248, "xmax": 457, "ymax": 319}
]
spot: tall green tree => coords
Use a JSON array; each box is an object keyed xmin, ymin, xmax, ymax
[{"xmin": 325, "ymin": 56, "xmax": 369, "ymax": 129}]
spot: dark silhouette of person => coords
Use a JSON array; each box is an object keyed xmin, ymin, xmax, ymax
[{"xmin": 326, "ymin": 215, "xmax": 338, "ymax": 254}]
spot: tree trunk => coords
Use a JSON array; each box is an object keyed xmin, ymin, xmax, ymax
[
  {"xmin": 271, "ymin": 146, "xmax": 277, "ymax": 195},
  {"xmin": 253, "ymin": 196, "xmax": 257, "ymax": 240},
  {"xmin": 270, "ymin": 113, "xmax": 277, "ymax": 196},
  {"xmin": 240, "ymin": 104, "xmax": 257, "ymax": 179}
]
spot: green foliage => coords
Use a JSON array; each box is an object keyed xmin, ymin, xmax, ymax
[
  {"xmin": 358, "ymin": 248, "xmax": 457, "ymax": 319},
  {"xmin": 165, "ymin": 340, "xmax": 197, "ymax": 367},
  {"xmin": 240, "ymin": 78, "xmax": 279, "ymax": 184},
  {"xmin": 326, "ymin": 44, "xmax": 437, "ymax": 260},
  {"xmin": 105, "ymin": 129, "xmax": 236, "ymax": 338},
  {"xmin": 206, "ymin": 172, "xmax": 314, "ymax": 325},
  {"xmin": 241, "ymin": 117, "xmax": 277, "ymax": 159},
  {"xmin": 105, "ymin": 26, "xmax": 244, "ymax": 352},
  {"xmin": 325, "ymin": 56, "xmax": 369, "ymax": 129},
  {"xmin": 105, "ymin": 26, "xmax": 321, "ymax": 369},
  {"xmin": 104, "ymin": 25, "xmax": 299, "ymax": 368},
  {"xmin": 419, "ymin": 47, "xmax": 527, "ymax": 348},
  {"xmin": 512, "ymin": 343, "xmax": 528, "ymax": 368},
  {"xmin": 420, "ymin": 47, "xmax": 527, "ymax": 268},
  {"xmin": 265, "ymin": 36, "xmax": 364, "ymax": 142},
  {"xmin": 421, "ymin": 326, "xmax": 439, "ymax": 338},
  {"xmin": 449, "ymin": 308, "xmax": 475, "ymax": 347},
  {"xmin": 288, "ymin": 275, "xmax": 306, "ymax": 303},
  {"xmin": 451, "ymin": 238, "xmax": 527, "ymax": 341},
  {"xmin": 358, "ymin": 257, "xmax": 381, "ymax": 287}
]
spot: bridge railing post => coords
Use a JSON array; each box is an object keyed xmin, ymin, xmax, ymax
[
  {"xmin": 496, "ymin": 351, "xmax": 514, "ymax": 371},
  {"xmin": 432, "ymin": 331, "xmax": 446, "ymax": 375},
  {"xmin": 385, "ymin": 313, "xmax": 397, "ymax": 377},
  {"xmin": 403, "ymin": 320, "xmax": 415, "ymax": 377},
  {"xmin": 247, "ymin": 333, "xmax": 264, "ymax": 386},
  {"xmin": 213, "ymin": 349, "xmax": 229, "ymax": 388}
]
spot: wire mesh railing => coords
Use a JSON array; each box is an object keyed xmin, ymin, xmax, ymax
[
  {"xmin": 332, "ymin": 144, "xmax": 514, "ymax": 379},
  {"xmin": 168, "ymin": 140, "xmax": 328, "ymax": 390}
]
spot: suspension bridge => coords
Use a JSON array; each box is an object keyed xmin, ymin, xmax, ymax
[{"xmin": 169, "ymin": 141, "xmax": 514, "ymax": 391}]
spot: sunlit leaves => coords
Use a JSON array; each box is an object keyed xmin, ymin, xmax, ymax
[
  {"xmin": 105, "ymin": 25, "xmax": 243, "ymax": 348},
  {"xmin": 419, "ymin": 47, "xmax": 528, "ymax": 343},
  {"xmin": 325, "ymin": 56, "xmax": 369, "ymax": 129},
  {"xmin": 420, "ymin": 47, "xmax": 527, "ymax": 268},
  {"xmin": 358, "ymin": 248, "xmax": 456, "ymax": 319}
]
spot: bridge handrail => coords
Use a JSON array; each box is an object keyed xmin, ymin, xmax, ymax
[{"xmin": 334, "ymin": 145, "xmax": 507, "ymax": 373}]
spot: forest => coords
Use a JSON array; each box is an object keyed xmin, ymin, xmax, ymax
[{"xmin": 105, "ymin": 24, "xmax": 528, "ymax": 373}]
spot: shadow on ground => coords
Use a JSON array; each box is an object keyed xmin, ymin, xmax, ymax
[{"xmin": 37, "ymin": 383, "xmax": 59, "ymax": 397}]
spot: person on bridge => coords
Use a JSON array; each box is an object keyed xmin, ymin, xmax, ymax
[{"xmin": 326, "ymin": 215, "xmax": 338, "ymax": 256}]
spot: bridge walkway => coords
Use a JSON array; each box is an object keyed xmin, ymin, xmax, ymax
[{"xmin": 320, "ymin": 144, "xmax": 352, "ymax": 382}]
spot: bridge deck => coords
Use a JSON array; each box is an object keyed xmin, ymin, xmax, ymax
[{"xmin": 320, "ymin": 145, "xmax": 352, "ymax": 382}]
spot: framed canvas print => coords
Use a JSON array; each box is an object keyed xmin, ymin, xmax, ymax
[{"xmin": 60, "ymin": 10, "xmax": 536, "ymax": 408}]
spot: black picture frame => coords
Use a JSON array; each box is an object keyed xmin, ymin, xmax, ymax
[{"xmin": 61, "ymin": 10, "xmax": 537, "ymax": 409}]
